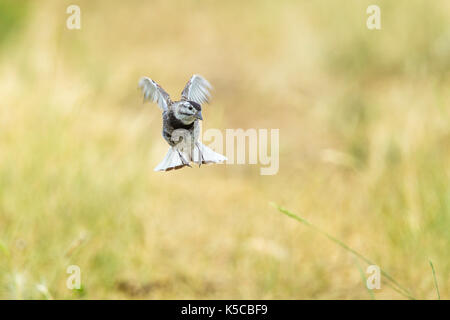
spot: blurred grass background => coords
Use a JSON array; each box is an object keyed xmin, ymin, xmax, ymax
[{"xmin": 0, "ymin": 0, "xmax": 449, "ymax": 299}]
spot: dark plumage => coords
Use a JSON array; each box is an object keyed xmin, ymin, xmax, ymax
[
  {"xmin": 163, "ymin": 107, "xmax": 196, "ymax": 146},
  {"xmin": 187, "ymin": 100, "xmax": 201, "ymax": 111}
]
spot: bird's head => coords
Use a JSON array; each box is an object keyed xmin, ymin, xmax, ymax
[{"xmin": 173, "ymin": 101, "xmax": 203, "ymax": 124}]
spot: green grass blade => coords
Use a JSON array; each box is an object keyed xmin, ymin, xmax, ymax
[
  {"xmin": 355, "ymin": 258, "xmax": 375, "ymax": 300},
  {"xmin": 429, "ymin": 260, "xmax": 440, "ymax": 300},
  {"xmin": 271, "ymin": 202, "xmax": 416, "ymax": 300}
]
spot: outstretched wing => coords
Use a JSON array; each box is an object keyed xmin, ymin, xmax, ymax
[
  {"xmin": 139, "ymin": 77, "xmax": 172, "ymax": 111},
  {"xmin": 181, "ymin": 74, "xmax": 212, "ymax": 105}
]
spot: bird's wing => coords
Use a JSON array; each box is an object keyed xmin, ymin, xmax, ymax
[
  {"xmin": 139, "ymin": 77, "xmax": 172, "ymax": 111},
  {"xmin": 181, "ymin": 74, "xmax": 212, "ymax": 105}
]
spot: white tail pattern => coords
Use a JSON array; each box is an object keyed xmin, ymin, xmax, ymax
[{"xmin": 154, "ymin": 142, "xmax": 227, "ymax": 171}]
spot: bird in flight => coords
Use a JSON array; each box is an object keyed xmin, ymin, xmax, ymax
[{"xmin": 139, "ymin": 74, "xmax": 227, "ymax": 171}]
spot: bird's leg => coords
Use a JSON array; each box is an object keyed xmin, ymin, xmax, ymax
[
  {"xmin": 190, "ymin": 136, "xmax": 196, "ymax": 166},
  {"xmin": 195, "ymin": 141, "xmax": 205, "ymax": 167},
  {"xmin": 171, "ymin": 132, "xmax": 192, "ymax": 168},
  {"xmin": 176, "ymin": 148, "xmax": 191, "ymax": 168}
]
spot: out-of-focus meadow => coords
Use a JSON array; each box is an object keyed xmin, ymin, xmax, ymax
[{"xmin": 0, "ymin": 0, "xmax": 449, "ymax": 299}]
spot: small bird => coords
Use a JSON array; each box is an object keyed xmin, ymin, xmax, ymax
[{"xmin": 139, "ymin": 74, "xmax": 227, "ymax": 171}]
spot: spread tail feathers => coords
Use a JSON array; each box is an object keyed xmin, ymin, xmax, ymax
[
  {"xmin": 154, "ymin": 142, "xmax": 227, "ymax": 172},
  {"xmin": 192, "ymin": 142, "xmax": 227, "ymax": 165}
]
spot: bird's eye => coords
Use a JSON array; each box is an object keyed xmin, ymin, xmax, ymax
[{"xmin": 188, "ymin": 106, "xmax": 193, "ymax": 111}]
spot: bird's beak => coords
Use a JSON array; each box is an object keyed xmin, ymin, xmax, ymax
[{"xmin": 195, "ymin": 111, "xmax": 203, "ymax": 120}]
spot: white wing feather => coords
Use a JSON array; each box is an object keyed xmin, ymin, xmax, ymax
[
  {"xmin": 181, "ymin": 74, "xmax": 212, "ymax": 105},
  {"xmin": 139, "ymin": 77, "xmax": 171, "ymax": 111}
]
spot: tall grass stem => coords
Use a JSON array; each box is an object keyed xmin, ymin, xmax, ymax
[
  {"xmin": 429, "ymin": 260, "xmax": 440, "ymax": 300},
  {"xmin": 271, "ymin": 202, "xmax": 416, "ymax": 300}
]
